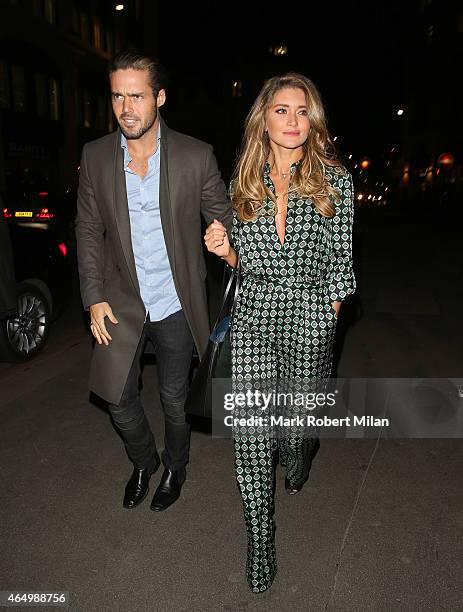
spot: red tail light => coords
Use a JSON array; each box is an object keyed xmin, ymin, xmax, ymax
[
  {"xmin": 36, "ymin": 208, "xmax": 55, "ymax": 219},
  {"xmin": 58, "ymin": 242, "xmax": 67, "ymax": 257},
  {"xmin": 38, "ymin": 191, "xmax": 49, "ymax": 197},
  {"xmin": 3, "ymin": 208, "xmax": 12, "ymax": 218}
]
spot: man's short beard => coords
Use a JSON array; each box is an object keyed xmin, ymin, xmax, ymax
[{"xmin": 119, "ymin": 105, "xmax": 158, "ymax": 139}]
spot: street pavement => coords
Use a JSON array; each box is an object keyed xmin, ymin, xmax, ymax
[{"xmin": 1, "ymin": 211, "xmax": 462, "ymax": 611}]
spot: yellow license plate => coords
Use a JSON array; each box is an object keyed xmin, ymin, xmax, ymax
[{"xmin": 15, "ymin": 211, "xmax": 33, "ymax": 217}]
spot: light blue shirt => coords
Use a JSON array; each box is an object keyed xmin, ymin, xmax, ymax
[{"xmin": 121, "ymin": 127, "xmax": 181, "ymax": 321}]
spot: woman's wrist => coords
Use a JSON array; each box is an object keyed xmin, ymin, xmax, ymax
[{"xmin": 221, "ymin": 248, "xmax": 237, "ymax": 268}]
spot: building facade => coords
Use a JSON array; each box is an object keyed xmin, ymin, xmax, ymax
[{"xmin": 0, "ymin": 0, "xmax": 158, "ymax": 196}]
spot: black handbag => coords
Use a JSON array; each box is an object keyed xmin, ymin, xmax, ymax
[{"xmin": 184, "ymin": 260, "xmax": 241, "ymax": 419}]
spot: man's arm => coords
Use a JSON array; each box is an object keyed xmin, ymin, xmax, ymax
[
  {"xmin": 200, "ymin": 145, "xmax": 233, "ymax": 234},
  {"xmin": 76, "ymin": 144, "xmax": 106, "ymax": 309},
  {"xmin": 75, "ymin": 145, "xmax": 118, "ymax": 345}
]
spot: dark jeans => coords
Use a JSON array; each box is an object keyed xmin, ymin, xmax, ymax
[{"xmin": 108, "ymin": 309, "xmax": 194, "ymax": 473}]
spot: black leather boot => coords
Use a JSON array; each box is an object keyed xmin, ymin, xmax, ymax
[
  {"xmin": 285, "ymin": 477, "xmax": 303, "ymax": 495},
  {"xmin": 150, "ymin": 467, "xmax": 186, "ymax": 512},
  {"xmin": 284, "ymin": 438, "xmax": 320, "ymax": 495},
  {"xmin": 123, "ymin": 455, "xmax": 161, "ymax": 509}
]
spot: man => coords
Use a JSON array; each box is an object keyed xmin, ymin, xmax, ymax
[{"xmin": 76, "ymin": 50, "xmax": 231, "ymax": 512}]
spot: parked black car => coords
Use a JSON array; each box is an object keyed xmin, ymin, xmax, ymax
[
  {"xmin": 0, "ymin": 222, "xmax": 73, "ymax": 362},
  {"xmin": 2, "ymin": 189, "xmax": 77, "ymax": 232}
]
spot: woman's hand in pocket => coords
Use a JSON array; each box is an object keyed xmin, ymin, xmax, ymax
[{"xmin": 331, "ymin": 301, "xmax": 341, "ymax": 317}]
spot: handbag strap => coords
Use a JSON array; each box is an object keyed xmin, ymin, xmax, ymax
[
  {"xmin": 230, "ymin": 258, "xmax": 241, "ymax": 316},
  {"xmin": 213, "ymin": 258, "xmax": 241, "ymax": 330}
]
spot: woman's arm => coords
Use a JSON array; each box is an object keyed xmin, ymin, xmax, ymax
[
  {"xmin": 204, "ymin": 219, "xmax": 238, "ymax": 268},
  {"xmin": 327, "ymin": 171, "xmax": 356, "ymax": 313},
  {"xmin": 221, "ymin": 247, "xmax": 238, "ymax": 268}
]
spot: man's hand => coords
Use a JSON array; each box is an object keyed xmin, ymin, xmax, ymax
[{"xmin": 89, "ymin": 302, "xmax": 118, "ymax": 345}]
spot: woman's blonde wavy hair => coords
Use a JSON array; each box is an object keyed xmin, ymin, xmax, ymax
[{"xmin": 232, "ymin": 72, "xmax": 342, "ymax": 221}]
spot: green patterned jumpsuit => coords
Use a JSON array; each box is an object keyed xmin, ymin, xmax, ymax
[{"xmin": 230, "ymin": 162, "xmax": 356, "ymax": 592}]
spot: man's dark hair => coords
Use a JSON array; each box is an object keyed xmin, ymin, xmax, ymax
[{"xmin": 109, "ymin": 49, "xmax": 169, "ymax": 96}]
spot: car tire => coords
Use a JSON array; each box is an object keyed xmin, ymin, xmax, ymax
[{"xmin": 0, "ymin": 281, "xmax": 51, "ymax": 362}]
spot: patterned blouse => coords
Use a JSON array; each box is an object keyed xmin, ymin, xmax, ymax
[{"xmin": 230, "ymin": 162, "xmax": 356, "ymax": 303}]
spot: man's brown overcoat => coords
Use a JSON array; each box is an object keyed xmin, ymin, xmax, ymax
[{"xmin": 76, "ymin": 118, "xmax": 232, "ymax": 404}]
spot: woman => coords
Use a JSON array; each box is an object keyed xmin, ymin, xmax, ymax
[{"xmin": 204, "ymin": 73, "xmax": 355, "ymax": 593}]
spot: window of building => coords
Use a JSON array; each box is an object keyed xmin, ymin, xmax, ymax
[
  {"xmin": 80, "ymin": 12, "xmax": 91, "ymax": 45},
  {"xmin": 104, "ymin": 27, "xmax": 114, "ymax": 54},
  {"xmin": 44, "ymin": 0, "xmax": 56, "ymax": 24},
  {"xmin": 35, "ymin": 73, "xmax": 61, "ymax": 120},
  {"xmin": 78, "ymin": 89, "xmax": 109, "ymax": 130},
  {"xmin": 71, "ymin": 6, "xmax": 79, "ymax": 34},
  {"xmin": 96, "ymin": 95, "xmax": 107, "ymax": 130},
  {"xmin": 35, "ymin": 73, "xmax": 48, "ymax": 117},
  {"xmin": 0, "ymin": 60, "xmax": 10, "ymax": 109},
  {"xmin": 82, "ymin": 90, "xmax": 92, "ymax": 128},
  {"xmin": 49, "ymin": 77, "xmax": 60, "ymax": 120},
  {"xmin": 76, "ymin": 90, "xmax": 82, "ymax": 125},
  {"xmin": 93, "ymin": 16, "xmax": 102, "ymax": 49},
  {"xmin": 11, "ymin": 64, "xmax": 26, "ymax": 111},
  {"xmin": 33, "ymin": 0, "xmax": 56, "ymax": 24}
]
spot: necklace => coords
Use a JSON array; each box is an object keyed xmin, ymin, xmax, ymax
[
  {"xmin": 274, "ymin": 168, "xmax": 290, "ymax": 179},
  {"xmin": 269, "ymin": 161, "xmax": 291, "ymax": 180}
]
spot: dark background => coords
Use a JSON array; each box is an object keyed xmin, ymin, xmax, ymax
[
  {"xmin": 160, "ymin": 1, "xmax": 412, "ymax": 166},
  {"xmin": 0, "ymin": 0, "xmax": 461, "ymax": 209}
]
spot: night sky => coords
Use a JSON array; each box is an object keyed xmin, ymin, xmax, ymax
[{"xmin": 158, "ymin": 1, "xmax": 412, "ymax": 165}]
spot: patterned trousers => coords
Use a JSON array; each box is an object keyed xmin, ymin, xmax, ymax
[{"xmin": 231, "ymin": 325, "xmax": 323, "ymax": 593}]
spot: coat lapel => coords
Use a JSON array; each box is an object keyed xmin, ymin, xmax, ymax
[
  {"xmin": 159, "ymin": 117, "xmax": 177, "ymax": 277},
  {"xmin": 112, "ymin": 130, "xmax": 141, "ymax": 296}
]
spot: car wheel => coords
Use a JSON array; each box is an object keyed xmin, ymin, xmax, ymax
[{"xmin": 0, "ymin": 281, "xmax": 51, "ymax": 362}]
